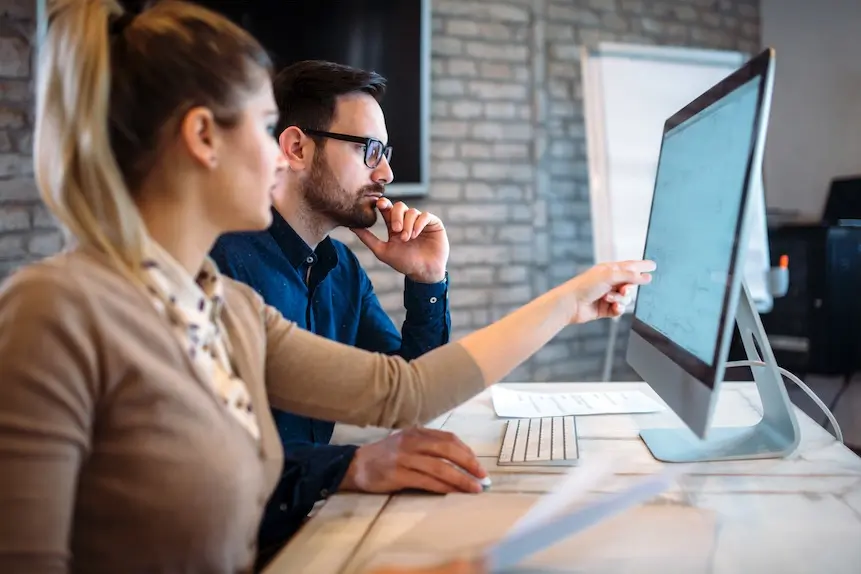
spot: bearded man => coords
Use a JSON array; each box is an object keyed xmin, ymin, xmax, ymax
[{"xmin": 210, "ymin": 60, "xmax": 486, "ymax": 566}]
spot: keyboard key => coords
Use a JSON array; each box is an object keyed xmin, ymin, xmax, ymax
[
  {"xmin": 525, "ymin": 418, "xmax": 543, "ymax": 461},
  {"xmin": 512, "ymin": 419, "xmax": 529, "ymax": 463},
  {"xmin": 499, "ymin": 420, "xmax": 517, "ymax": 464},
  {"xmin": 539, "ymin": 417, "xmax": 553, "ymax": 460},
  {"xmin": 551, "ymin": 416, "xmax": 565, "ymax": 460},
  {"xmin": 564, "ymin": 416, "xmax": 578, "ymax": 460}
]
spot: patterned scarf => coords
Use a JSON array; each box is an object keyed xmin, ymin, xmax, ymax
[{"xmin": 138, "ymin": 241, "xmax": 260, "ymax": 441}]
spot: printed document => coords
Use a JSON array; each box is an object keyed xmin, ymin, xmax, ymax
[{"xmin": 490, "ymin": 386, "xmax": 664, "ymax": 418}]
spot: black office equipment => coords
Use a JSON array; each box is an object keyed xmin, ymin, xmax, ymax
[
  {"xmin": 757, "ymin": 224, "xmax": 861, "ymax": 377},
  {"xmin": 822, "ymin": 176, "xmax": 861, "ymax": 226}
]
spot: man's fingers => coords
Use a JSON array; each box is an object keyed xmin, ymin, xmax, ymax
[
  {"xmin": 407, "ymin": 430, "xmax": 486, "ymax": 479},
  {"xmin": 388, "ymin": 201, "xmax": 409, "ymax": 233},
  {"xmin": 375, "ymin": 197, "xmax": 393, "ymax": 211},
  {"xmin": 400, "ymin": 208, "xmax": 421, "ymax": 241},
  {"xmin": 392, "ymin": 466, "xmax": 460, "ymax": 494},
  {"xmin": 374, "ymin": 199, "xmax": 444, "ymax": 243},
  {"xmin": 400, "ymin": 454, "xmax": 483, "ymax": 493},
  {"xmin": 411, "ymin": 211, "xmax": 434, "ymax": 239},
  {"xmin": 351, "ymin": 228, "xmax": 384, "ymax": 255},
  {"xmin": 375, "ymin": 197, "xmax": 393, "ymax": 226}
]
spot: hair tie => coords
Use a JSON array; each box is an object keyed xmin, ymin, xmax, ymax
[{"xmin": 109, "ymin": 12, "xmax": 136, "ymax": 36}]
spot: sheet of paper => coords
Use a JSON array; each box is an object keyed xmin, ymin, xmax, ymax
[
  {"xmin": 357, "ymin": 466, "xmax": 715, "ymax": 574},
  {"xmin": 486, "ymin": 466, "xmax": 686, "ymax": 572},
  {"xmin": 506, "ymin": 454, "xmax": 615, "ymax": 537},
  {"xmin": 490, "ymin": 386, "xmax": 664, "ymax": 418}
]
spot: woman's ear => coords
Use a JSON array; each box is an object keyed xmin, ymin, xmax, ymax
[
  {"xmin": 279, "ymin": 126, "xmax": 314, "ymax": 172},
  {"xmin": 179, "ymin": 106, "xmax": 220, "ymax": 169}
]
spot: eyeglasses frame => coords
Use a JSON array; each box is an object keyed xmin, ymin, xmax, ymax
[{"xmin": 300, "ymin": 128, "xmax": 393, "ymax": 169}]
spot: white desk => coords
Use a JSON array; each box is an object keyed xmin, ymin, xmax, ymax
[{"xmin": 264, "ymin": 382, "xmax": 861, "ymax": 573}]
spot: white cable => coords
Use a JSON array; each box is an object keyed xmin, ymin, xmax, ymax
[{"xmin": 726, "ymin": 360, "xmax": 843, "ymax": 444}]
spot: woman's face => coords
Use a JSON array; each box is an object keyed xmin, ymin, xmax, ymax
[{"xmin": 203, "ymin": 80, "xmax": 287, "ymax": 233}]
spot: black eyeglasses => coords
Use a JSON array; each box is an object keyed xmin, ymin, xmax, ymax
[{"xmin": 301, "ymin": 128, "xmax": 392, "ymax": 169}]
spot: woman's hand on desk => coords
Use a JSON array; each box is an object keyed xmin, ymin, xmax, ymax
[{"xmin": 368, "ymin": 557, "xmax": 486, "ymax": 574}]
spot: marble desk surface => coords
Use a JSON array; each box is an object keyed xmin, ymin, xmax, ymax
[{"xmin": 264, "ymin": 382, "xmax": 861, "ymax": 574}]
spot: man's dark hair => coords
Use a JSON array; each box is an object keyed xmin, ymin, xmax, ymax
[{"xmin": 272, "ymin": 60, "xmax": 387, "ymax": 138}]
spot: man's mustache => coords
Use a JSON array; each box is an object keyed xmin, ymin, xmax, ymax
[{"xmin": 359, "ymin": 183, "xmax": 385, "ymax": 196}]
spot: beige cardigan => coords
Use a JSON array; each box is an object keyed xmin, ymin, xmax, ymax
[{"xmin": 0, "ymin": 249, "xmax": 484, "ymax": 573}]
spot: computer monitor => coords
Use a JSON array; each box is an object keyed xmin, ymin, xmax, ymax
[{"xmin": 626, "ymin": 48, "xmax": 800, "ymax": 463}]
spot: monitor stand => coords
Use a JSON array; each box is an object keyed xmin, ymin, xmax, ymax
[{"xmin": 639, "ymin": 283, "xmax": 801, "ymax": 463}]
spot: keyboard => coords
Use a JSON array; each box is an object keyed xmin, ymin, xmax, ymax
[{"xmin": 497, "ymin": 416, "xmax": 580, "ymax": 466}]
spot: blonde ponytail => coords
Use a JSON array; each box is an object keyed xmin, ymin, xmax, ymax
[
  {"xmin": 34, "ymin": 0, "xmax": 272, "ymax": 278},
  {"xmin": 35, "ymin": 0, "xmax": 147, "ymax": 274}
]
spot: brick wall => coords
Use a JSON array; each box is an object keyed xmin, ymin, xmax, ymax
[
  {"xmin": 1, "ymin": 0, "xmax": 760, "ymax": 381},
  {"xmin": 1, "ymin": 0, "xmax": 59, "ymax": 279},
  {"xmin": 334, "ymin": 0, "xmax": 761, "ymax": 381}
]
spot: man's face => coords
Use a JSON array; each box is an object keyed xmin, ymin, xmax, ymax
[{"xmin": 300, "ymin": 93, "xmax": 394, "ymax": 229}]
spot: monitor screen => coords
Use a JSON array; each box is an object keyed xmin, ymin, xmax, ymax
[{"xmin": 634, "ymin": 75, "xmax": 763, "ymax": 370}]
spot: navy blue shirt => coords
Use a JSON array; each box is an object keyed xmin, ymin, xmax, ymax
[{"xmin": 210, "ymin": 210, "xmax": 450, "ymax": 555}]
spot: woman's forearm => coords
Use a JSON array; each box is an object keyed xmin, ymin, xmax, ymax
[
  {"xmin": 261, "ymin": 282, "xmax": 575, "ymax": 428},
  {"xmin": 458, "ymin": 283, "xmax": 576, "ymax": 385},
  {"xmin": 261, "ymin": 260, "xmax": 650, "ymax": 429}
]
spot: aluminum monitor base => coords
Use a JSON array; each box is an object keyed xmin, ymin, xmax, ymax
[{"xmin": 639, "ymin": 284, "xmax": 801, "ymax": 463}]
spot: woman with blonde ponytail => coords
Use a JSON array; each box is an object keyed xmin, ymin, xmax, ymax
[{"xmin": 0, "ymin": 1, "xmax": 654, "ymax": 572}]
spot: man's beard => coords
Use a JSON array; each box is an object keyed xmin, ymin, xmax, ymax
[{"xmin": 301, "ymin": 151, "xmax": 382, "ymax": 229}]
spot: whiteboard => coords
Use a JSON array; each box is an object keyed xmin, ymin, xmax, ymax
[{"xmin": 581, "ymin": 43, "xmax": 773, "ymax": 313}]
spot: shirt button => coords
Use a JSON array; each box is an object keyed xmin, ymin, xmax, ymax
[
  {"xmin": 306, "ymin": 256, "xmax": 314, "ymax": 264},
  {"xmin": 280, "ymin": 503, "xmax": 288, "ymax": 511},
  {"xmin": 429, "ymin": 297, "xmax": 438, "ymax": 304},
  {"xmin": 320, "ymin": 489, "xmax": 329, "ymax": 499}
]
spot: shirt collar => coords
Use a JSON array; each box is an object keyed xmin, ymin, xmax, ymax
[{"xmin": 268, "ymin": 208, "xmax": 339, "ymax": 271}]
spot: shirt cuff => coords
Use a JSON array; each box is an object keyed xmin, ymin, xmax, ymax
[
  {"xmin": 326, "ymin": 444, "xmax": 359, "ymax": 496},
  {"xmin": 403, "ymin": 272, "xmax": 449, "ymax": 315},
  {"xmin": 258, "ymin": 443, "xmax": 359, "ymax": 551},
  {"xmin": 280, "ymin": 442, "xmax": 359, "ymax": 501}
]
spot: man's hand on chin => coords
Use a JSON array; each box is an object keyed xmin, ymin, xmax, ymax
[
  {"xmin": 338, "ymin": 428, "xmax": 486, "ymax": 494},
  {"xmin": 350, "ymin": 197, "xmax": 449, "ymax": 284}
]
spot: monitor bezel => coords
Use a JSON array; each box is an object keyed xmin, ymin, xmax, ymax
[{"xmin": 630, "ymin": 48, "xmax": 774, "ymax": 388}]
